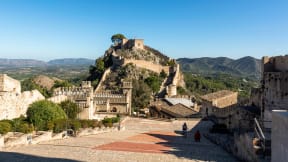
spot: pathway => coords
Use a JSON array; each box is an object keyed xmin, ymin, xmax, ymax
[{"xmin": 1, "ymin": 118, "xmax": 238, "ymax": 162}]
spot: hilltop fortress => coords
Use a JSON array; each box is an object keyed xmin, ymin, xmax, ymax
[
  {"xmin": 50, "ymin": 37, "xmax": 185, "ymax": 119},
  {"xmin": 0, "ymin": 37, "xmax": 185, "ymax": 120}
]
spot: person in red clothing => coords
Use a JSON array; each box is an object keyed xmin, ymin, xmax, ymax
[{"xmin": 194, "ymin": 130, "xmax": 201, "ymax": 142}]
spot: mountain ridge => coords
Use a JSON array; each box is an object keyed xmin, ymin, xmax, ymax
[
  {"xmin": 0, "ymin": 58, "xmax": 94, "ymax": 67},
  {"xmin": 177, "ymin": 56, "xmax": 261, "ymax": 79}
]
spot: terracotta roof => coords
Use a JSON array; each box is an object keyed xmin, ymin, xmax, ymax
[
  {"xmin": 161, "ymin": 103, "xmax": 198, "ymax": 118},
  {"xmin": 201, "ymin": 90, "xmax": 236, "ymax": 102}
]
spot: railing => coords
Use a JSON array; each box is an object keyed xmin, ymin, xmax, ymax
[{"xmin": 254, "ymin": 118, "xmax": 272, "ymax": 156}]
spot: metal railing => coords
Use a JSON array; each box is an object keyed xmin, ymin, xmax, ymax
[{"xmin": 254, "ymin": 118, "xmax": 271, "ymax": 156}]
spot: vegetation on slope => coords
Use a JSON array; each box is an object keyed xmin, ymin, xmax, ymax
[
  {"xmin": 184, "ymin": 73, "xmax": 258, "ymax": 99},
  {"xmin": 177, "ymin": 56, "xmax": 261, "ymax": 80}
]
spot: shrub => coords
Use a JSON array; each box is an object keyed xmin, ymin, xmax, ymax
[
  {"xmin": 53, "ymin": 119, "xmax": 67, "ymax": 133},
  {"xmin": 102, "ymin": 117, "xmax": 119, "ymax": 127},
  {"xmin": 27, "ymin": 100, "xmax": 67, "ymax": 131},
  {"xmin": 0, "ymin": 121, "xmax": 12, "ymax": 134},
  {"xmin": 80, "ymin": 120, "xmax": 89, "ymax": 128},
  {"xmin": 59, "ymin": 100, "xmax": 81, "ymax": 119},
  {"xmin": 17, "ymin": 123, "xmax": 34, "ymax": 133},
  {"xmin": 69, "ymin": 120, "xmax": 81, "ymax": 131}
]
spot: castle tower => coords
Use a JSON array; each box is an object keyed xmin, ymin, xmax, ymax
[{"xmin": 122, "ymin": 81, "xmax": 133, "ymax": 115}]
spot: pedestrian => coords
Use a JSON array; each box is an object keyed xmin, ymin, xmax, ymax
[{"xmin": 194, "ymin": 130, "xmax": 201, "ymax": 142}]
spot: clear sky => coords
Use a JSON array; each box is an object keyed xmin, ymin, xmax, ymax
[{"xmin": 0, "ymin": 0, "xmax": 288, "ymax": 61}]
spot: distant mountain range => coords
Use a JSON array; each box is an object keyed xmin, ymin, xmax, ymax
[
  {"xmin": 0, "ymin": 57, "xmax": 261, "ymax": 79},
  {"xmin": 0, "ymin": 58, "xmax": 94, "ymax": 67},
  {"xmin": 177, "ymin": 56, "xmax": 261, "ymax": 79}
]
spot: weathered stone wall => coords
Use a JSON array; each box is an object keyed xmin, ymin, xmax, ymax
[
  {"xmin": 123, "ymin": 59, "xmax": 170, "ymax": 74},
  {"xmin": 262, "ymin": 72, "xmax": 288, "ymax": 124},
  {"xmin": 263, "ymin": 55, "xmax": 288, "ymax": 72},
  {"xmin": 48, "ymin": 95, "xmax": 68, "ymax": 104},
  {"xmin": 95, "ymin": 67, "xmax": 111, "ymax": 92},
  {"xmin": 0, "ymin": 90, "xmax": 44, "ymax": 120},
  {"xmin": 212, "ymin": 92, "xmax": 238, "ymax": 108},
  {"xmin": 250, "ymin": 88, "xmax": 262, "ymax": 108},
  {"xmin": 121, "ymin": 39, "xmax": 144, "ymax": 50},
  {"xmin": 0, "ymin": 74, "xmax": 21, "ymax": 94}
]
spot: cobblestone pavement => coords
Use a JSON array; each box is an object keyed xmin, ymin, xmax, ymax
[{"xmin": 1, "ymin": 118, "xmax": 238, "ymax": 162}]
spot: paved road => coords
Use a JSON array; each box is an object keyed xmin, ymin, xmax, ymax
[{"xmin": 1, "ymin": 118, "xmax": 238, "ymax": 162}]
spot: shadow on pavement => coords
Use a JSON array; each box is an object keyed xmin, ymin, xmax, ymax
[
  {"xmin": 146, "ymin": 120, "xmax": 238, "ymax": 162},
  {"xmin": 0, "ymin": 152, "xmax": 79, "ymax": 162}
]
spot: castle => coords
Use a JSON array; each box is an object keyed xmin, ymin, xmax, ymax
[
  {"xmin": 0, "ymin": 74, "xmax": 45, "ymax": 120},
  {"xmin": 50, "ymin": 81, "xmax": 132, "ymax": 120},
  {"xmin": 0, "ymin": 37, "xmax": 185, "ymax": 120}
]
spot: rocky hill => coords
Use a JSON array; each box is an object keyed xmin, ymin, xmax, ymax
[
  {"xmin": 0, "ymin": 59, "xmax": 47, "ymax": 67},
  {"xmin": 177, "ymin": 56, "xmax": 261, "ymax": 79},
  {"xmin": 88, "ymin": 37, "xmax": 184, "ymax": 99},
  {"xmin": 32, "ymin": 75, "xmax": 62, "ymax": 90}
]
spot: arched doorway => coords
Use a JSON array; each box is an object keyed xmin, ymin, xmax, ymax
[{"xmin": 112, "ymin": 107, "xmax": 117, "ymax": 112}]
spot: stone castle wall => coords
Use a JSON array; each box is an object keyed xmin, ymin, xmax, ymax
[
  {"xmin": 95, "ymin": 67, "xmax": 111, "ymax": 92},
  {"xmin": 212, "ymin": 92, "xmax": 238, "ymax": 108},
  {"xmin": 0, "ymin": 90, "xmax": 44, "ymax": 120},
  {"xmin": 260, "ymin": 55, "xmax": 288, "ymax": 124},
  {"xmin": 262, "ymin": 72, "xmax": 288, "ymax": 123},
  {"xmin": 0, "ymin": 74, "xmax": 21, "ymax": 94},
  {"xmin": 123, "ymin": 59, "xmax": 170, "ymax": 74},
  {"xmin": 263, "ymin": 55, "xmax": 288, "ymax": 72}
]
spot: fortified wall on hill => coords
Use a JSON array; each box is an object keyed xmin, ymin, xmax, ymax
[
  {"xmin": 51, "ymin": 37, "xmax": 185, "ymax": 120},
  {"xmin": 0, "ymin": 74, "xmax": 45, "ymax": 120},
  {"xmin": 109, "ymin": 38, "xmax": 185, "ymax": 97}
]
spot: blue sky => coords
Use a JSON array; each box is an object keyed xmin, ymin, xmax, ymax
[{"xmin": 0, "ymin": 0, "xmax": 287, "ymax": 61}]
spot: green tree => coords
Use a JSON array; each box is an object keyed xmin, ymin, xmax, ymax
[
  {"xmin": 144, "ymin": 76, "xmax": 161, "ymax": 93},
  {"xmin": 21, "ymin": 78, "xmax": 52, "ymax": 98},
  {"xmin": 160, "ymin": 70, "xmax": 167, "ymax": 79},
  {"xmin": 95, "ymin": 58, "xmax": 105, "ymax": 73},
  {"xmin": 53, "ymin": 80, "xmax": 72, "ymax": 89},
  {"xmin": 27, "ymin": 100, "xmax": 67, "ymax": 131},
  {"xmin": 111, "ymin": 33, "xmax": 126, "ymax": 44},
  {"xmin": 60, "ymin": 100, "xmax": 81, "ymax": 119},
  {"xmin": 132, "ymin": 79, "xmax": 152, "ymax": 111}
]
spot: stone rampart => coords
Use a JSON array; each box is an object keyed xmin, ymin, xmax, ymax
[
  {"xmin": 0, "ymin": 90, "xmax": 45, "ymax": 120},
  {"xmin": 123, "ymin": 59, "xmax": 170, "ymax": 74},
  {"xmin": 48, "ymin": 95, "xmax": 68, "ymax": 104},
  {"xmin": 0, "ymin": 74, "xmax": 21, "ymax": 94},
  {"xmin": 263, "ymin": 55, "xmax": 288, "ymax": 72},
  {"xmin": 95, "ymin": 67, "xmax": 111, "ymax": 92}
]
